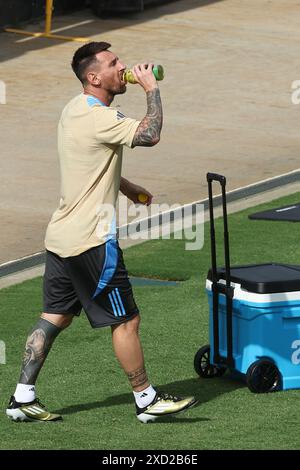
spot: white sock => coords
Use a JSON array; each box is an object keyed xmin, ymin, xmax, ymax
[
  {"xmin": 14, "ymin": 384, "xmax": 36, "ymax": 403},
  {"xmin": 133, "ymin": 385, "xmax": 156, "ymax": 408}
]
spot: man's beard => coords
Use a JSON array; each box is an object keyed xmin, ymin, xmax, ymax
[{"xmin": 113, "ymin": 84, "xmax": 126, "ymax": 95}]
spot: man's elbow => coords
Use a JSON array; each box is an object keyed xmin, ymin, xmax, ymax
[
  {"xmin": 151, "ymin": 135, "xmax": 160, "ymax": 146},
  {"xmin": 131, "ymin": 133, "xmax": 160, "ymax": 147}
]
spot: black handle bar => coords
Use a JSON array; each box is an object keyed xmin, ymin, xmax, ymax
[{"xmin": 206, "ymin": 173, "xmax": 226, "ymax": 186}]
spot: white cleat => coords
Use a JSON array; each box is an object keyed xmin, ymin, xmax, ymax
[
  {"xmin": 136, "ymin": 391, "xmax": 198, "ymax": 423},
  {"xmin": 6, "ymin": 396, "xmax": 62, "ymax": 422}
]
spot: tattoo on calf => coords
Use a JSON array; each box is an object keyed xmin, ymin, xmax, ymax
[
  {"xmin": 19, "ymin": 319, "xmax": 61, "ymax": 385},
  {"xmin": 127, "ymin": 367, "xmax": 148, "ymax": 388}
]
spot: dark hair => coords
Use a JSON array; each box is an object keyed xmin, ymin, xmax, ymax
[{"xmin": 71, "ymin": 41, "xmax": 111, "ymax": 84}]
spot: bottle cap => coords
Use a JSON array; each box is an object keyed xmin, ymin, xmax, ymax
[
  {"xmin": 153, "ymin": 65, "xmax": 164, "ymax": 81},
  {"xmin": 138, "ymin": 193, "xmax": 149, "ymax": 203}
]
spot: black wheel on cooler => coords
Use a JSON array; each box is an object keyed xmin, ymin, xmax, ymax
[
  {"xmin": 194, "ymin": 345, "xmax": 227, "ymax": 378},
  {"xmin": 246, "ymin": 359, "xmax": 281, "ymax": 393}
]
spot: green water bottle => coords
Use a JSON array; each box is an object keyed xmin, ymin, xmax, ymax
[{"xmin": 123, "ymin": 65, "xmax": 164, "ymax": 84}]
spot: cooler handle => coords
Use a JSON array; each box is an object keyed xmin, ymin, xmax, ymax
[
  {"xmin": 207, "ymin": 173, "xmax": 226, "ymax": 186},
  {"xmin": 206, "ymin": 172, "xmax": 234, "ymax": 368}
]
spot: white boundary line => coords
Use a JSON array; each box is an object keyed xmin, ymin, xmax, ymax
[
  {"xmin": 118, "ymin": 168, "xmax": 300, "ymax": 237},
  {"xmin": 16, "ymin": 19, "xmax": 94, "ymax": 43},
  {"xmin": 1, "ymin": 169, "xmax": 300, "ymax": 278},
  {"xmin": 0, "ymin": 251, "xmax": 45, "ymax": 268}
]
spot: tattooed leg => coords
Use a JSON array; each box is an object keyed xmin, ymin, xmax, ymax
[
  {"xmin": 19, "ymin": 318, "xmax": 62, "ymax": 385},
  {"xmin": 111, "ymin": 316, "xmax": 150, "ymax": 392},
  {"xmin": 127, "ymin": 367, "xmax": 149, "ymax": 389}
]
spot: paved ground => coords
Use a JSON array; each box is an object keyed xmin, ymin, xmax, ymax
[{"xmin": 0, "ymin": 0, "xmax": 299, "ymax": 264}]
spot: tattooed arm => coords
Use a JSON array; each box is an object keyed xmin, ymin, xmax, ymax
[
  {"xmin": 132, "ymin": 89, "xmax": 162, "ymax": 147},
  {"xmin": 131, "ymin": 63, "xmax": 163, "ymax": 148}
]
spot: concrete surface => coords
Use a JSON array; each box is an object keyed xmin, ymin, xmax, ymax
[{"xmin": 0, "ymin": 0, "xmax": 299, "ymax": 264}]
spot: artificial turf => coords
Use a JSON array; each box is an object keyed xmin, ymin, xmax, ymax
[{"xmin": 0, "ymin": 192, "xmax": 300, "ymax": 450}]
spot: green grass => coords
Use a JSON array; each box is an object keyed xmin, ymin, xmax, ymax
[{"xmin": 1, "ymin": 192, "xmax": 300, "ymax": 450}]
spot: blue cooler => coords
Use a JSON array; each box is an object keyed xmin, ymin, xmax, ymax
[
  {"xmin": 206, "ymin": 263, "xmax": 300, "ymax": 391},
  {"xmin": 194, "ymin": 173, "xmax": 300, "ymax": 393}
]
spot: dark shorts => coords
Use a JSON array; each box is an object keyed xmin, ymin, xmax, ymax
[{"xmin": 43, "ymin": 239, "xmax": 139, "ymax": 328}]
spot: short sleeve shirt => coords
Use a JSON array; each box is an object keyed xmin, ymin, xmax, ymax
[{"xmin": 45, "ymin": 93, "xmax": 140, "ymax": 257}]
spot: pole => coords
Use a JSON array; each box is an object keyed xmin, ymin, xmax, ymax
[
  {"xmin": 5, "ymin": 0, "xmax": 88, "ymax": 42},
  {"xmin": 45, "ymin": 0, "xmax": 54, "ymax": 35}
]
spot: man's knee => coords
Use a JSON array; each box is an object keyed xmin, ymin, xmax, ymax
[
  {"xmin": 41, "ymin": 312, "xmax": 74, "ymax": 330},
  {"xmin": 128, "ymin": 315, "xmax": 140, "ymax": 332},
  {"xmin": 112, "ymin": 315, "xmax": 141, "ymax": 334}
]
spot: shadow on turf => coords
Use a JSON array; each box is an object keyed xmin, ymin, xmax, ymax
[{"xmin": 54, "ymin": 374, "xmax": 245, "ymax": 419}]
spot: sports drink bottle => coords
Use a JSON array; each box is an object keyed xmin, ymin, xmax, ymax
[{"xmin": 123, "ymin": 65, "xmax": 164, "ymax": 84}]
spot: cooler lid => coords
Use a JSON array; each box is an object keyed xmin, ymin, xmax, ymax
[{"xmin": 207, "ymin": 263, "xmax": 300, "ymax": 294}]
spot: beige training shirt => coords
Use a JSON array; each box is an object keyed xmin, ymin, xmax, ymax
[{"xmin": 45, "ymin": 93, "xmax": 140, "ymax": 257}]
